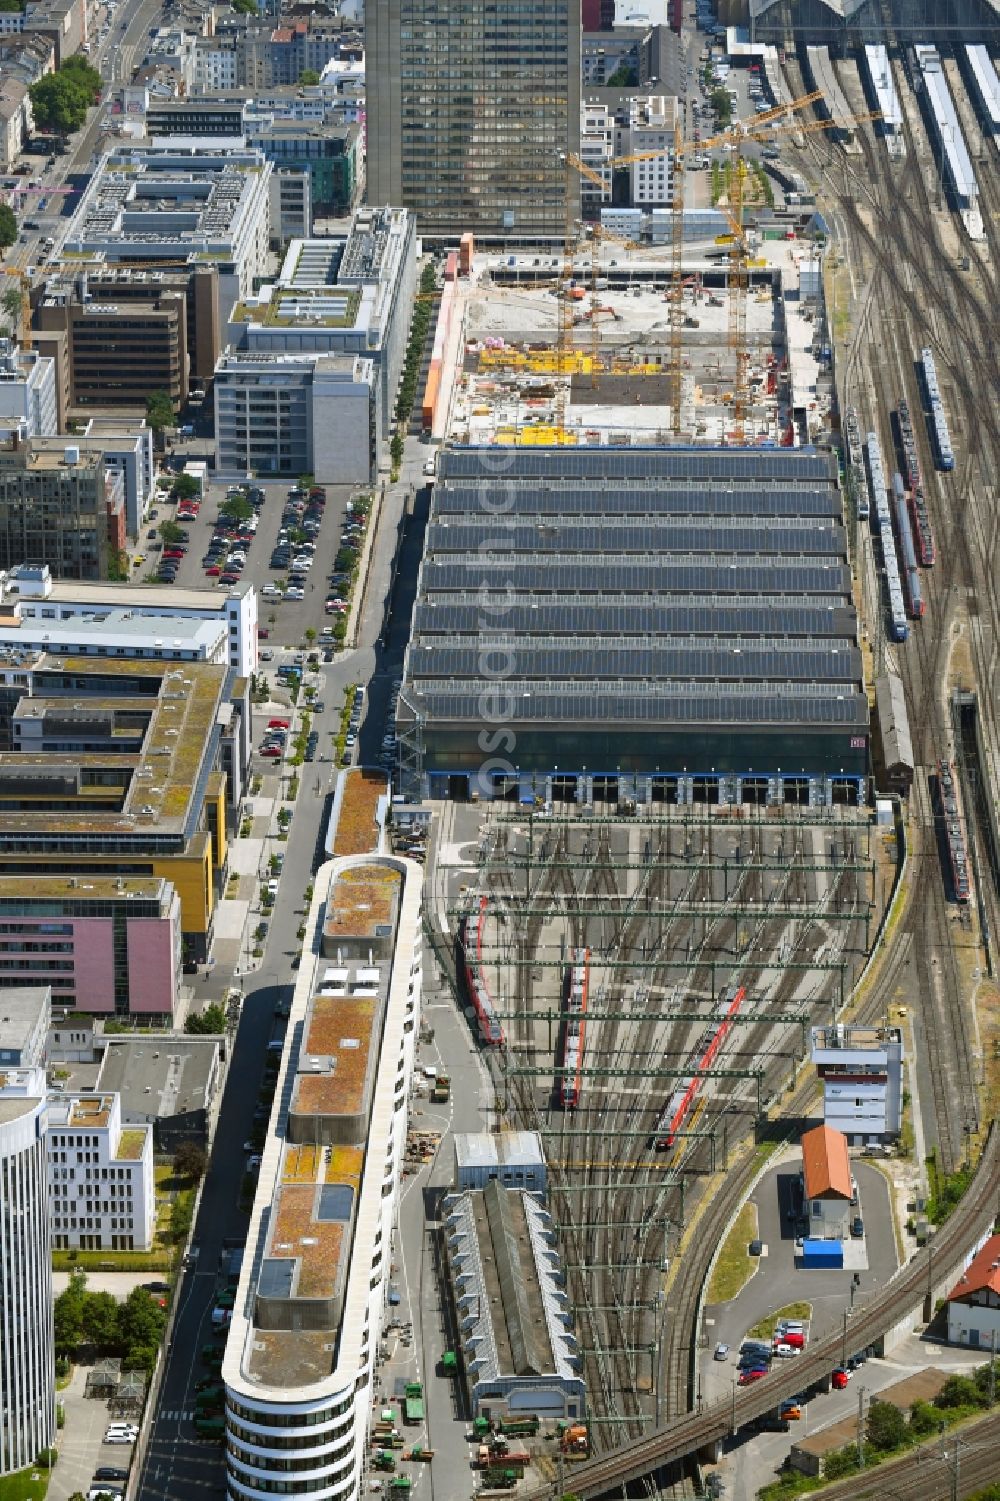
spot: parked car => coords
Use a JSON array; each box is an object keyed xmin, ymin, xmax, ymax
[
  {"xmin": 851, "ymin": 1217, "xmax": 864, "ymax": 1239},
  {"xmin": 831, "ymin": 1368, "xmax": 850, "ymax": 1390},
  {"xmin": 713, "ymin": 1343, "xmax": 729, "ymax": 1361},
  {"xmin": 738, "ymin": 1368, "xmax": 767, "ymax": 1386}
]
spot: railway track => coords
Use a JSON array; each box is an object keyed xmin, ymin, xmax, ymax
[{"xmin": 517, "ymin": 1122, "xmax": 1000, "ymax": 1501}]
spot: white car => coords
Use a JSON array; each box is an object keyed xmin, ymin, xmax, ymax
[
  {"xmin": 103, "ymin": 1431, "xmax": 136, "ymax": 1446},
  {"xmin": 286, "ymin": 587, "xmax": 304, "ymax": 600},
  {"xmin": 267, "ymin": 879, "xmax": 279, "ymax": 896}
]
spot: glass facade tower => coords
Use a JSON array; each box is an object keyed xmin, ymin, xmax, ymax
[{"xmin": 366, "ymin": 0, "xmax": 581, "ymax": 238}]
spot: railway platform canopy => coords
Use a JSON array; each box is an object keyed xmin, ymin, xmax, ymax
[{"xmin": 398, "ymin": 447, "xmax": 868, "ymax": 808}]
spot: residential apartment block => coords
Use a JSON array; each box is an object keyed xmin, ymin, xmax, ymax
[
  {"xmin": 47, "ymin": 1092, "xmax": 155, "ymax": 1251},
  {"xmin": 366, "ymin": 0, "xmax": 581, "ymax": 237}
]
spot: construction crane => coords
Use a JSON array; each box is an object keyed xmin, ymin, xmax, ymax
[
  {"xmin": 680, "ymin": 100, "xmax": 881, "ymax": 442},
  {"xmin": 2, "ymin": 268, "xmax": 32, "ymax": 350}
]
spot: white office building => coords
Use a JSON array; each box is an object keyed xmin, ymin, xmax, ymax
[
  {"xmin": 0, "ymin": 564, "xmax": 260, "ymax": 677},
  {"xmin": 62, "ymin": 144, "xmax": 273, "ymax": 321},
  {"xmin": 624, "ymin": 95, "xmax": 677, "ymax": 207},
  {"xmin": 223, "ymin": 852, "xmax": 423, "ymax": 1501},
  {"xmin": 0, "ymin": 338, "xmax": 58, "ymax": 439},
  {"xmin": 810, "ymin": 1024, "xmax": 904, "ymax": 1144},
  {"xmin": 214, "ymin": 350, "xmax": 375, "ymax": 483},
  {"xmin": 46, "ymin": 1092, "xmax": 155, "ymax": 1252},
  {"xmin": 0, "ymin": 1064, "xmax": 56, "ymax": 1476}
]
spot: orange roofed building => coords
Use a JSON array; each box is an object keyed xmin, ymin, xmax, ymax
[
  {"xmin": 801, "ymin": 1123, "xmax": 852, "ymax": 1241},
  {"xmin": 946, "ymin": 1233, "xmax": 1000, "ymax": 1349}
]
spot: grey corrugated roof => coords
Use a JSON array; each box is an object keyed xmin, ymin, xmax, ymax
[
  {"xmin": 433, "ymin": 485, "xmax": 840, "ymax": 518},
  {"xmin": 875, "ymin": 673, "xmax": 914, "ymax": 772},
  {"xmin": 439, "ymin": 447, "xmax": 835, "ymax": 482},
  {"xmin": 485, "ymin": 1179, "xmax": 545, "ymax": 1377}
]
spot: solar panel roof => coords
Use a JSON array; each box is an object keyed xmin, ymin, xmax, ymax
[
  {"xmin": 425, "ymin": 519, "xmax": 844, "ymax": 557},
  {"xmin": 406, "ymin": 639, "xmax": 861, "ymax": 684},
  {"xmin": 439, "ymin": 447, "xmax": 836, "ymax": 483},
  {"xmin": 421, "ymin": 557, "xmax": 852, "ymax": 596},
  {"xmin": 406, "ymin": 682, "xmax": 868, "ymax": 726},
  {"xmin": 433, "ymin": 484, "xmax": 840, "ymax": 518},
  {"xmin": 412, "ymin": 598, "xmax": 858, "ymax": 639}
]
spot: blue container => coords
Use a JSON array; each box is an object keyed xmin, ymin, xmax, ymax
[{"xmin": 801, "ymin": 1238, "xmax": 844, "ymax": 1269}]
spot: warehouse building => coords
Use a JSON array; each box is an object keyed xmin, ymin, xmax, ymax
[
  {"xmin": 443, "ymin": 1178, "xmax": 585, "ymax": 1421},
  {"xmin": 454, "ymin": 1131, "xmax": 547, "ymax": 1200},
  {"xmin": 398, "ymin": 447, "xmax": 868, "ymax": 807}
]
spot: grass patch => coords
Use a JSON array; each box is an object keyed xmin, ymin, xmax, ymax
[
  {"xmin": 53, "ymin": 1249, "xmax": 173, "ymax": 1272},
  {"xmin": 747, "ymin": 1301, "xmax": 812, "ymax": 1341},
  {"xmin": 706, "ymin": 1201, "xmax": 758, "ymax": 1304},
  {"xmin": 0, "ymin": 1470, "xmax": 49, "ymax": 1500}
]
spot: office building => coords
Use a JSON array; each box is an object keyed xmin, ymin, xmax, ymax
[
  {"xmin": 624, "ymin": 95, "xmax": 677, "ymax": 206},
  {"xmin": 0, "ymin": 877, "xmax": 181, "ymax": 1024},
  {"xmin": 214, "ymin": 350, "xmax": 375, "ymax": 483},
  {"xmin": 0, "ymin": 339, "xmax": 58, "ymax": 439},
  {"xmin": 97, "ymin": 1036, "xmax": 222, "ymax": 1151},
  {"xmin": 222, "ymin": 840, "xmax": 423, "ymax": 1499},
  {"xmin": 0, "ymin": 984, "xmax": 49, "ymax": 1067},
  {"xmin": 0, "ymin": 653, "xmax": 251, "ymax": 963},
  {"xmin": 227, "ymin": 207, "xmax": 417, "ymax": 444},
  {"xmin": 37, "ymin": 283, "xmax": 190, "ymax": 412},
  {"xmin": 40, "ymin": 265, "xmax": 221, "ymax": 394},
  {"xmin": 399, "ymin": 447, "xmax": 867, "ymax": 806},
  {"xmin": 365, "ymin": 0, "xmax": 581, "ymax": 238},
  {"xmin": 268, "ymin": 167, "xmax": 312, "ymax": 245},
  {"xmin": 811, "ymin": 1024, "xmax": 904, "ymax": 1144},
  {"xmin": 0, "ymin": 434, "xmax": 122, "ymax": 581},
  {"xmin": 0, "ymin": 563, "xmax": 260, "ymax": 678},
  {"xmin": 0, "ymin": 1064, "xmax": 55, "ymax": 1477},
  {"xmin": 46, "ymin": 1092, "xmax": 155, "ymax": 1251},
  {"xmin": 61, "ymin": 144, "xmax": 272, "ymax": 323},
  {"xmin": 442, "ymin": 1180, "xmax": 585, "ymax": 1420},
  {"xmin": 245, "ymin": 117, "xmax": 361, "ymax": 215}
]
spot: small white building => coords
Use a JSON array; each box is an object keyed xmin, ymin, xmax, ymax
[
  {"xmin": 811, "ymin": 1024, "xmax": 904, "ymax": 1144},
  {"xmin": 46, "ymin": 1093, "xmax": 155, "ymax": 1253},
  {"xmin": 0, "ymin": 339, "xmax": 58, "ymax": 438},
  {"xmin": 801, "ymin": 1123, "xmax": 852, "ymax": 1241},
  {"xmin": 946, "ymin": 1234, "xmax": 1000, "ymax": 1351}
]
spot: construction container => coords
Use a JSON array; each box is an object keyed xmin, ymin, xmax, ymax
[{"xmin": 801, "ymin": 1238, "xmax": 843, "ymax": 1269}]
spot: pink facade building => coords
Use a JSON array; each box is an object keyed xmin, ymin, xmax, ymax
[{"xmin": 0, "ymin": 877, "xmax": 180, "ymax": 1024}]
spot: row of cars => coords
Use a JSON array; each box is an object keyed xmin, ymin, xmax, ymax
[
  {"xmin": 266, "ymin": 486, "xmax": 329, "ymax": 600},
  {"xmin": 325, "ymin": 501, "xmax": 369, "ymax": 618},
  {"xmin": 204, "ymin": 486, "xmax": 267, "ymax": 584}
]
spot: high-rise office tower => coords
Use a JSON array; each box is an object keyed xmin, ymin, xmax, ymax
[
  {"xmin": 0, "ymin": 1065, "xmax": 56, "ymax": 1476},
  {"xmin": 366, "ymin": 0, "xmax": 581, "ymax": 238}
]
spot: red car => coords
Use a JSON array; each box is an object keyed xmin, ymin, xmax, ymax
[
  {"xmin": 204, "ymin": 566, "xmax": 221, "ymax": 576},
  {"xmin": 268, "ymin": 718, "xmax": 290, "ymax": 729},
  {"xmin": 163, "ymin": 549, "xmax": 185, "ymax": 559},
  {"xmin": 831, "ymin": 1369, "xmax": 849, "ymax": 1390},
  {"xmin": 738, "ymin": 1369, "xmax": 768, "ymax": 1386},
  {"xmin": 260, "ymin": 745, "xmax": 282, "ymax": 758}
]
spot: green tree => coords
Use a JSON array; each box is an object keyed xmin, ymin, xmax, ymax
[
  {"xmin": 53, "ymin": 1268, "xmax": 87, "ymax": 1356},
  {"xmin": 146, "ymin": 389, "xmax": 175, "ymax": 434},
  {"xmin": 159, "ymin": 519, "xmax": 185, "ymax": 546},
  {"xmin": 605, "ymin": 64, "xmax": 637, "ymax": 87},
  {"xmin": 0, "ymin": 203, "xmax": 16, "ymax": 251},
  {"xmin": 81, "ymin": 1291, "xmax": 121, "ymax": 1351},
  {"xmin": 60, "ymin": 54, "xmax": 102, "ymax": 102},
  {"xmin": 174, "ymin": 1140, "xmax": 208, "ymax": 1180},
  {"xmin": 909, "ymin": 1398, "xmax": 941, "ymax": 1436},
  {"xmin": 0, "ymin": 282, "xmax": 21, "ymax": 333},
  {"xmin": 298, "ymin": 473, "xmax": 315, "ymax": 491},
  {"xmin": 124, "ymin": 1343, "xmax": 160, "ymax": 1374},
  {"xmin": 230, "ymin": 0, "xmax": 257, "ymax": 11},
  {"xmin": 173, "ymin": 472, "xmax": 201, "ymax": 499},
  {"xmin": 935, "ymin": 1372, "xmax": 985, "ymax": 1410},
  {"xmin": 710, "ymin": 87, "xmax": 733, "ymax": 126},
  {"xmin": 304, "ymin": 627, "xmax": 317, "ymax": 646},
  {"xmin": 107, "ymin": 547, "xmax": 130, "ymax": 582},
  {"xmin": 298, "ymin": 68, "xmax": 321, "ymax": 85},
  {"xmin": 118, "ymin": 1286, "xmax": 167, "ymax": 1354},
  {"xmin": 220, "ymin": 492, "xmax": 252, "ymax": 522},
  {"xmin": 865, "ymin": 1398, "xmax": 908, "ymax": 1452},
  {"xmin": 0, "ymin": 0, "xmax": 25, "ymax": 11},
  {"xmin": 29, "ymin": 71, "xmax": 92, "ymax": 133},
  {"xmin": 185, "ymin": 1001, "xmax": 227, "ymax": 1034}
]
